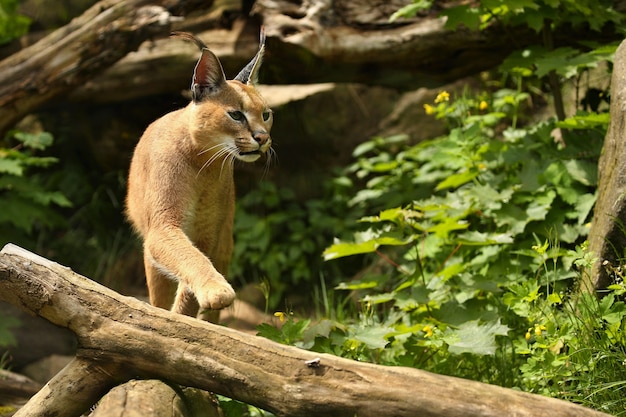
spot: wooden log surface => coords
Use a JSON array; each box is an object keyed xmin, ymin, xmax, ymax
[
  {"xmin": 0, "ymin": 369, "xmax": 42, "ymax": 406},
  {"xmin": 89, "ymin": 380, "xmax": 222, "ymax": 417},
  {"xmin": 0, "ymin": 244, "xmax": 614, "ymax": 417}
]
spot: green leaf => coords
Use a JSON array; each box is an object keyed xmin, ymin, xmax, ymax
[
  {"xmin": 457, "ymin": 231, "xmax": 513, "ymax": 245},
  {"xmin": 351, "ymin": 325, "xmax": 393, "ymax": 349},
  {"xmin": 440, "ymin": 5, "xmax": 481, "ymax": 31},
  {"xmin": 547, "ymin": 293, "xmax": 562, "ymax": 304},
  {"xmin": 390, "ymin": 0, "xmax": 433, "ymax": 22},
  {"xmin": 428, "ymin": 217, "xmax": 469, "ymax": 237},
  {"xmin": 533, "ymin": 47, "xmax": 578, "ymax": 78},
  {"xmin": 0, "ymin": 0, "xmax": 31, "ymax": 44},
  {"xmin": 256, "ymin": 323, "xmax": 283, "ymax": 342},
  {"xmin": 494, "ymin": 204, "xmax": 528, "ymax": 236},
  {"xmin": 371, "ymin": 160, "xmax": 398, "ymax": 172},
  {"xmin": 26, "ymin": 190, "xmax": 73, "ymax": 208},
  {"xmin": 363, "ymin": 293, "xmax": 396, "ymax": 306},
  {"xmin": 526, "ymin": 190, "xmax": 556, "ymax": 221},
  {"xmin": 282, "ymin": 319, "xmax": 311, "ymax": 343},
  {"xmin": 556, "ymin": 112, "xmax": 609, "ymax": 130},
  {"xmin": 574, "ymin": 193, "xmax": 596, "ymax": 225},
  {"xmin": 0, "ymin": 196, "xmax": 61, "ymax": 232},
  {"xmin": 435, "ymin": 170, "xmax": 478, "ymax": 190},
  {"xmin": 563, "ymin": 159, "xmax": 597, "ymax": 186},
  {"xmin": 0, "ymin": 158, "xmax": 23, "ymax": 175},
  {"xmin": 444, "ymin": 320, "xmax": 509, "ymax": 355},
  {"xmin": 499, "ymin": 47, "xmax": 545, "ymax": 75},
  {"xmin": 352, "ymin": 140, "xmax": 377, "ymax": 158},
  {"xmin": 323, "ymin": 231, "xmax": 413, "ymax": 260},
  {"xmin": 13, "ymin": 131, "xmax": 54, "ymax": 150},
  {"xmin": 336, "ymin": 278, "xmax": 381, "ymax": 291}
]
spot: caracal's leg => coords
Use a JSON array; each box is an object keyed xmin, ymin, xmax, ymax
[{"xmin": 143, "ymin": 251, "xmax": 177, "ymax": 310}]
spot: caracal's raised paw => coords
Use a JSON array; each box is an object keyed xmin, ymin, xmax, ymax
[{"xmin": 196, "ymin": 280, "xmax": 236, "ymax": 310}]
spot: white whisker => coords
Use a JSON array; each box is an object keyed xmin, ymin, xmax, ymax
[
  {"xmin": 197, "ymin": 144, "xmax": 234, "ymax": 178},
  {"xmin": 197, "ymin": 143, "xmax": 227, "ymax": 156},
  {"xmin": 261, "ymin": 146, "xmax": 275, "ymax": 179},
  {"xmin": 219, "ymin": 148, "xmax": 237, "ymax": 177}
]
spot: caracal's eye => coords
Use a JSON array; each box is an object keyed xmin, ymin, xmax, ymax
[
  {"xmin": 228, "ymin": 111, "xmax": 245, "ymax": 122},
  {"xmin": 262, "ymin": 110, "xmax": 272, "ymax": 122}
]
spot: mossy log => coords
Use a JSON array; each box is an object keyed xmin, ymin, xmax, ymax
[{"xmin": 0, "ymin": 244, "xmax": 614, "ymax": 417}]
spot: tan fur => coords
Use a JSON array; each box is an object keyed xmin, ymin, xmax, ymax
[{"xmin": 126, "ymin": 32, "xmax": 272, "ymax": 319}]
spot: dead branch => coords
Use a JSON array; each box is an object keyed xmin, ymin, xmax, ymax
[
  {"xmin": 0, "ymin": 244, "xmax": 613, "ymax": 417},
  {"xmin": 0, "ymin": 0, "xmax": 173, "ymax": 136}
]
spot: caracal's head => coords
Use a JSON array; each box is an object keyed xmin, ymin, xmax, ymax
[{"xmin": 174, "ymin": 30, "xmax": 273, "ymax": 164}]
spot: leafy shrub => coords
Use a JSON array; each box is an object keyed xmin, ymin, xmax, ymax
[
  {"xmin": 257, "ymin": 84, "xmax": 625, "ymax": 413},
  {"xmin": 0, "ymin": 130, "xmax": 72, "ymax": 247},
  {"xmin": 230, "ymin": 181, "xmax": 358, "ymax": 309},
  {"xmin": 321, "ymin": 86, "xmax": 603, "ymax": 372},
  {"xmin": 0, "ymin": 129, "xmax": 65, "ymax": 368},
  {"xmin": 0, "ymin": 0, "xmax": 30, "ymax": 45}
]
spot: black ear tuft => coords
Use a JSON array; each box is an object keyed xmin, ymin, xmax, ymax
[
  {"xmin": 234, "ymin": 27, "xmax": 266, "ymax": 85},
  {"xmin": 171, "ymin": 31, "xmax": 208, "ymax": 50}
]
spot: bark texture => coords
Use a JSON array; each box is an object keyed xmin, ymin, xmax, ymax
[
  {"xmin": 0, "ymin": 244, "xmax": 613, "ymax": 417},
  {"xmin": 587, "ymin": 38, "xmax": 626, "ymax": 291}
]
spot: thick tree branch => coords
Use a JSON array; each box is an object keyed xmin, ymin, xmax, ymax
[
  {"xmin": 15, "ymin": 356, "xmax": 123, "ymax": 417},
  {"xmin": 0, "ymin": 244, "xmax": 613, "ymax": 417},
  {"xmin": 0, "ymin": 0, "xmax": 173, "ymax": 136}
]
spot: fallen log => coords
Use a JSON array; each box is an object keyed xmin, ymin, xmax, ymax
[
  {"xmin": 0, "ymin": 369, "xmax": 42, "ymax": 406},
  {"xmin": 0, "ymin": 244, "xmax": 613, "ymax": 417},
  {"xmin": 0, "ymin": 0, "xmax": 173, "ymax": 136}
]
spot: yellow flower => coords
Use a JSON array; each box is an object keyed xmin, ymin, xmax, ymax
[
  {"xmin": 434, "ymin": 91, "xmax": 450, "ymax": 104},
  {"xmin": 479, "ymin": 100, "xmax": 488, "ymax": 111},
  {"xmin": 274, "ymin": 311, "xmax": 286, "ymax": 322},
  {"xmin": 535, "ymin": 324, "xmax": 547, "ymax": 336},
  {"xmin": 525, "ymin": 329, "xmax": 532, "ymax": 341},
  {"xmin": 422, "ymin": 325, "xmax": 433, "ymax": 338},
  {"xmin": 423, "ymin": 103, "xmax": 435, "ymax": 115}
]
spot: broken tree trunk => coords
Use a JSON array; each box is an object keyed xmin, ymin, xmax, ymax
[
  {"xmin": 0, "ymin": 0, "xmax": 173, "ymax": 136},
  {"xmin": 0, "ymin": 244, "xmax": 613, "ymax": 417},
  {"xmin": 587, "ymin": 37, "xmax": 626, "ymax": 292}
]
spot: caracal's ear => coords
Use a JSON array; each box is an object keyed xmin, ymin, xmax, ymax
[
  {"xmin": 191, "ymin": 48, "xmax": 227, "ymax": 100},
  {"xmin": 171, "ymin": 31, "xmax": 227, "ymax": 102},
  {"xmin": 234, "ymin": 27, "xmax": 266, "ymax": 85}
]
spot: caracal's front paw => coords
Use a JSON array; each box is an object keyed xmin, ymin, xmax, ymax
[{"xmin": 196, "ymin": 280, "xmax": 236, "ymax": 310}]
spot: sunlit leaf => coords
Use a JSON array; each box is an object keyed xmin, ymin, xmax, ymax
[
  {"xmin": 526, "ymin": 190, "xmax": 556, "ymax": 221},
  {"xmin": 0, "ymin": 158, "xmax": 23, "ymax": 175},
  {"xmin": 13, "ymin": 131, "xmax": 54, "ymax": 150},
  {"xmin": 457, "ymin": 231, "xmax": 513, "ymax": 245},
  {"xmin": 563, "ymin": 159, "xmax": 597, "ymax": 186},
  {"xmin": 389, "ymin": 0, "xmax": 433, "ymax": 22},
  {"xmin": 363, "ymin": 293, "xmax": 395, "ymax": 305},
  {"xmin": 557, "ymin": 112, "xmax": 610, "ymax": 130},
  {"xmin": 350, "ymin": 325, "xmax": 393, "ymax": 349},
  {"xmin": 436, "ymin": 170, "xmax": 478, "ymax": 190},
  {"xmin": 323, "ymin": 233, "xmax": 413, "ymax": 260},
  {"xmin": 440, "ymin": 5, "xmax": 481, "ymax": 30},
  {"xmin": 445, "ymin": 320, "xmax": 509, "ymax": 355}
]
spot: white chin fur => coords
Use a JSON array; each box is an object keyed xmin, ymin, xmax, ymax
[{"xmin": 237, "ymin": 153, "xmax": 261, "ymax": 162}]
